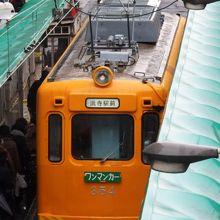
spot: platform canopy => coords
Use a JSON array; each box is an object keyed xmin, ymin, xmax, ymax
[
  {"xmin": 0, "ymin": 0, "xmax": 66, "ymax": 87},
  {"xmin": 141, "ymin": 2, "xmax": 220, "ymax": 220}
]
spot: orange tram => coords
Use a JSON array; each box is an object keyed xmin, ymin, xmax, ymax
[{"xmin": 36, "ymin": 7, "xmax": 186, "ymax": 220}]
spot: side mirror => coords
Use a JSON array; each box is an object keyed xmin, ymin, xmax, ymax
[
  {"xmin": 182, "ymin": 0, "xmax": 220, "ymax": 9},
  {"xmin": 143, "ymin": 142, "xmax": 219, "ymax": 173}
]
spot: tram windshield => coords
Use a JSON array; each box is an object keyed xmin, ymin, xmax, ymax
[{"xmin": 72, "ymin": 114, "xmax": 134, "ymax": 161}]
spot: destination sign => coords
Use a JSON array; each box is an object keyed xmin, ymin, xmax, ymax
[{"xmin": 86, "ymin": 98, "xmax": 119, "ymax": 109}]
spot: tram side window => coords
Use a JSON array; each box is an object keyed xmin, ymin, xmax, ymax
[
  {"xmin": 72, "ymin": 114, "xmax": 134, "ymax": 160},
  {"xmin": 142, "ymin": 112, "xmax": 159, "ymax": 163},
  {"xmin": 48, "ymin": 114, "xmax": 62, "ymax": 162}
]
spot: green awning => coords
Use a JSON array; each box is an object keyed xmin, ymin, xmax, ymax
[{"xmin": 0, "ymin": 0, "xmax": 66, "ymax": 87}]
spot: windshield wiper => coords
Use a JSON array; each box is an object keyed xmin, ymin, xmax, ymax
[
  {"xmin": 100, "ymin": 147, "xmax": 118, "ymax": 164},
  {"xmin": 100, "ymin": 133, "xmax": 125, "ymax": 164}
]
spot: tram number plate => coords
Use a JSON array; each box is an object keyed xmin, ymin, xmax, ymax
[{"xmin": 84, "ymin": 172, "xmax": 121, "ymax": 183}]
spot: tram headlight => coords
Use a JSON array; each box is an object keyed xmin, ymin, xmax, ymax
[{"xmin": 92, "ymin": 66, "xmax": 113, "ymax": 87}]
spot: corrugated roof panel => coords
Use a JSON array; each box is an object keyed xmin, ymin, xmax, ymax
[{"xmin": 141, "ymin": 2, "xmax": 220, "ymax": 220}]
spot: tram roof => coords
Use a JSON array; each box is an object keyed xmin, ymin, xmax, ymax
[
  {"xmin": 49, "ymin": 12, "xmax": 179, "ymax": 82},
  {"xmin": 141, "ymin": 3, "xmax": 220, "ymax": 220}
]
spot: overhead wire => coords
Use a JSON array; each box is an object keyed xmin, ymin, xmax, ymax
[
  {"xmin": 118, "ymin": 0, "xmax": 128, "ymax": 13},
  {"xmin": 64, "ymin": 0, "xmax": 179, "ymax": 19}
]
